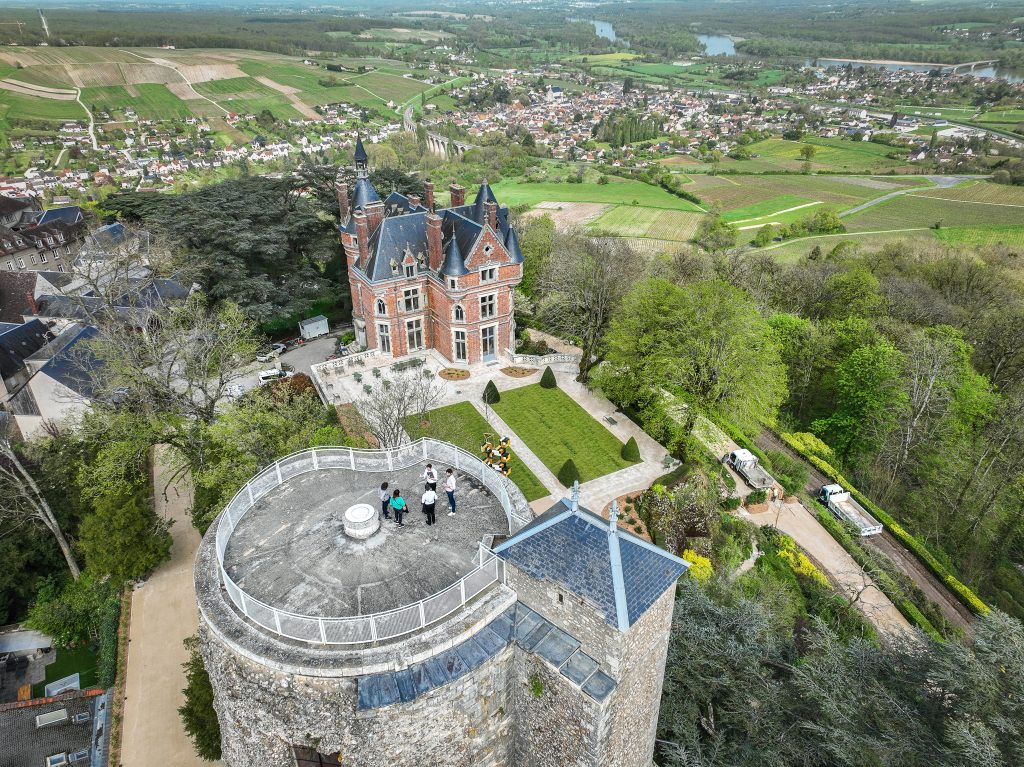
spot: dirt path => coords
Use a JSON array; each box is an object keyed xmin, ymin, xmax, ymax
[
  {"xmin": 754, "ymin": 430, "xmax": 973, "ymax": 630},
  {"xmin": 120, "ymin": 446, "xmax": 219, "ymax": 767}
]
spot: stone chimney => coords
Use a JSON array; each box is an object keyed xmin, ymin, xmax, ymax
[
  {"xmin": 426, "ymin": 212, "xmax": 443, "ymax": 272},
  {"xmin": 409, "ymin": 194, "xmax": 421, "ymax": 209},
  {"xmin": 364, "ymin": 200, "xmax": 385, "ymax": 235},
  {"xmin": 424, "ymin": 181, "xmax": 435, "ymax": 212},
  {"xmin": 484, "ymin": 199, "xmax": 497, "ymax": 231},
  {"xmin": 353, "ymin": 210, "xmax": 369, "ymax": 266},
  {"xmin": 335, "ymin": 180, "xmax": 349, "ymax": 221},
  {"xmin": 449, "ymin": 183, "xmax": 465, "ymax": 207}
]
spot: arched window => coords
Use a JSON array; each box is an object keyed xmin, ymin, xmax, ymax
[
  {"xmin": 375, "ymin": 298, "xmax": 386, "ymax": 315},
  {"xmin": 453, "ymin": 304, "xmax": 465, "ymax": 322}
]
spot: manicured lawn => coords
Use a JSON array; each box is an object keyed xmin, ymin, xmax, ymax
[
  {"xmin": 492, "ymin": 178, "xmax": 703, "ymax": 211},
  {"xmin": 492, "ymin": 384, "xmax": 637, "ymax": 483},
  {"xmin": 31, "ymin": 646, "xmax": 98, "ymax": 698},
  {"xmin": 403, "ymin": 402, "xmax": 549, "ymax": 501}
]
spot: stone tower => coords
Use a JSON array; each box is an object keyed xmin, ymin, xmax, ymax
[{"xmin": 195, "ymin": 444, "xmax": 688, "ymax": 767}]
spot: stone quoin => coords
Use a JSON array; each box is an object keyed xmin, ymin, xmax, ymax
[{"xmin": 194, "ymin": 443, "xmax": 690, "ymax": 767}]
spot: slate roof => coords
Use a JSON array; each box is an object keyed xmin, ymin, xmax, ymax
[
  {"xmin": 363, "ymin": 212, "xmax": 429, "ymax": 282},
  {"xmin": 440, "ymin": 233, "xmax": 468, "ymax": 277},
  {"xmin": 352, "ymin": 177, "xmax": 381, "ymax": 211},
  {"xmin": 0, "ymin": 319, "xmax": 53, "ymax": 379},
  {"xmin": 0, "ymin": 271, "xmax": 37, "ymax": 323},
  {"xmin": 0, "ymin": 692, "xmax": 101, "ymax": 767},
  {"xmin": 36, "ymin": 206, "xmax": 83, "ymax": 226},
  {"xmin": 40, "ymin": 325, "xmax": 101, "ymax": 399},
  {"xmin": 495, "ymin": 497, "xmax": 689, "ymax": 631},
  {"xmin": 0, "ymin": 195, "xmax": 37, "ymax": 217},
  {"xmin": 356, "ymin": 602, "xmax": 615, "ymax": 710},
  {"xmin": 354, "ymin": 136, "xmax": 368, "ymax": 164}
]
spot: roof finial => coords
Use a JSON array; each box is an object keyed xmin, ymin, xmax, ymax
[
  {"xmin": 570, "ymin": 480, "xmax": 580, "ymax": 513},
  {"xmin": 609, "ymin": 500, "xmax": 619, "ymax": 532}
]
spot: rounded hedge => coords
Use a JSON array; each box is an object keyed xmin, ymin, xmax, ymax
[{"xmin": 540, "ymin": 366, "xmax": 557, "ymax": 389}]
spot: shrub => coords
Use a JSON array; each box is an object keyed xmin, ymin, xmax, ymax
[
  {"xmin": 683, "ymin": 549, "xmax": 714, "ymax": 583},
  {"xmin": 746, "ymin": 489, "xmax": 768, "ymax": 505},
  {"xmin": 96, "ymin": 596, "xmax": 121, "ymax": 688},
  {"xmin": 79, "ymin": 490, "xmax": 172, "ymax": 584},
  {"xmin": 621, "ymin": 436, "xmax": 641, "ymax": 462},
  {"xmin": 482, "ymin": 380, "xmax": 500, "ymax": 405},
  {"xmin": 179, "ymin": 636, "xmax": 222, "ymax": 761},
  {"xmin": 540, "ymin": 366, "xmax": 557, "ymax": 389},
  {"xmin": 719, "ymin": 496, "xmax": 741, "ymax": 511},
  {"xmin": 557, "ymin": 458, "xmax": 581, "ymax": 487}
]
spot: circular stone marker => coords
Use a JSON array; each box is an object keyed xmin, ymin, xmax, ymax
[{"xmin": 343, "ymin": 503, "xmax": 379, "ymax": 540}]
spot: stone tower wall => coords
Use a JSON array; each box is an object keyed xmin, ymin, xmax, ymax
[{"xmin": 201, "ymin": 624, "xmax": 517, "ymax": 767}]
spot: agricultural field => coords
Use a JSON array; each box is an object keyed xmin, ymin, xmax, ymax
[
  {"xmin": 912, "ymin": 181, "xmax": 1024, "ymax": 206},
  {"xmin": 588, "ymin": 205, "xmax": 705, "ymax": 242},
  {"xmin": 763, "ymin": 229, "xmax": 941, "ymax": 263},
  {"xmin": 493, "ymin": 177, "xmax": 704, "ymax": 210},
  {"xmin": 564, "ymin": 52, "xmax": 640, "ymax": 63},
  {"xmin": 721, "ymin": 194, "xmax": 812, "ymax": 222},
  {"xmin": 845, "ymin": 191, "xmax": 1024, "ymax": 232},
  {"xmin": 0, "ymin": 90, "xmax": 86, "ymax": 125},
  {"xmin": 735, "ymin": 137, "xmax": 918, "ymax": 174},
  {"xmin": 934, "ymin": 226, "xmax": 1024, "ymax": 248},
  {"xmin": 81, "ymin": 84, "xmax": 195, "ymax": 121},
  {"xmin": 684, "ymin": 173, "xmax": 905, "ymax": 213}
]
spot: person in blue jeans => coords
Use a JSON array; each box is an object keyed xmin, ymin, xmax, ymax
[
  {"xmin": 390, "ymin": 489, "xmax": 407, "ymax": 527},
  {"xmin": 445, "ymin": 468, "xmax": 456, "ymax": 516},
  {"xmin": 379, "ymin": 481, "xmax": 391, "ymax": 519}
]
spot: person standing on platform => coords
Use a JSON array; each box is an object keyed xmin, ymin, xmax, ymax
[
  {"xmin": 390, "ymin": 489, "xmax": 406, "ymax": 527},
  {"xmin": 422, "ymin": 484, "xmax": 437, "ymax": 526},
  {"xmin": 379, "ymin": 481, "xmax": 391, "ymax": 520},
  {"xmin": 445, "ymin": 468, "xmax": 457, "ymax": 516},
  {"xmin": 422, "ymin": 463, "xmax": 438, "ymax": 491}
]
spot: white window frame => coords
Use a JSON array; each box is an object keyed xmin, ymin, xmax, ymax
[
  {"xmin": 403, "ymin": 288, "xmax": 420, "ymax": 312},
  {"xmin": 6, "ymin": 261, "xmax": 13, "ymax": 271},
  {"xmin": 448, "ymin": 277, "xmax": 457, "ymax": 290},
  {"xmin": 375, "ymin": 298, "xmax": 387, "ymax": 315},
  {"xmin": 453, "ymin": 329, "xmax": 467, "ymax": 362},
  {"xmin": 58, "ymin": 264, "xmax": 65, "ymax": 273},
  {"xmin": 404, "ymin": 263, "xmax": 415, "ymax": 278},
  {"xmin": 377, "ymin": 323, "xmax": 391, "ymax": 353},
  {"xmin": 39, "ymin": 252, "xmax": 47, "ymax": 263},
  {"xmin": 16, "ymin": 258, "xmax": 25, "ymax": 269},
  {"xmin": 453, "ymin": 304, "xmax": 465, "ymax": 322},
  {"xmin": 480, "ymin": 266, "xmax": 497, "ymax": 283},
  {"xmin": 479, "ymin": 292, "xmax": 496, "ymax": 320},
  {"xmin": 481, "ymin": 324, "xmax": 497, "ymax": 360},
  {"xmin": 406, "ymin": 318, "xmax": 423, "ymax": 351}
]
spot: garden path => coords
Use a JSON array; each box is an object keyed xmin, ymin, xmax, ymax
[
  {"xmin": 120, "ymin": 446, "xmax": 218, "ymax": 767},
  {"xmin": 470, "ymin": 400, "xmax": 564, "ymax": 498}
]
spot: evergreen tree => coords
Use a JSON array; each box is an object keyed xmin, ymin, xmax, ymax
[
  {"xmin": 540, "ymin": 366, "xmax": 557, "ymax": 389},
  {"xmin": 179, "ymin": 637, "xmax": 222, "ymax": 762},
  {"xmin": 483, "ymin": 380, "xmax": 501, "ymax": 405}
]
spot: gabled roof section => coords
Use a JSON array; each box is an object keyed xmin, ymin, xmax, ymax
[
  {"xmin": 383, "ymin": 190, "xmax": 427, "ymax": 216},
  {"xmin": 0, "ymin": 319, "xmax": 52, "ymax": 379},
  {"xmin": 363, "ymin": 212, "xmax": 428, "ymax": 282},
  {"xmin": 495, "ymin": 493, "xmax": 689, "ymax": 631},
  {"xmin": 36, "ymin": 206, "xmax": 83, "ymax": 226},
  {"xmin": 504, "ymin": 225, "xmax": 524, "ymax": 265},
  {"xmin": 40, "ymin": 324, "xmax": 101, "ymax": 399}
]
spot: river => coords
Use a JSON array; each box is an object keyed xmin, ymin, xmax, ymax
[
  {"xmin": 808, "ymin": 57, "xmax": 1024, "ymax": 84},
  {"xmin": 697, "ymin": 34, "xmax": 737, "ymax": 56},
  {"xmin": 572, "ymin": 18, "xmax": 630, "ymax": 48}
]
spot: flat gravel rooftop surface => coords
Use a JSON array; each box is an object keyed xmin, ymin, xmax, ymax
[{"xmin": 223, "ymin": 460, "xmax": 510, "ymax": 616}]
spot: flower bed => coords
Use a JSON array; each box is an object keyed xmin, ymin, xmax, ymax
[
  {"xmin": 500, "ymin": 366, "xmax": 536, "ymax": 378},
  {"xmin": 439, "ymin": 368, "xmax": 471, "ymax": 381}
]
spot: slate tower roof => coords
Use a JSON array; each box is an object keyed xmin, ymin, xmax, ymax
[{"xmin": 494, "ymin": 491, "xmax": 690, "ymax": 631}]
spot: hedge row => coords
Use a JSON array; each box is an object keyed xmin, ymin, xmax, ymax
[
  {"xmin": 816, "ymin": 509, "xmax": 943, "ymax": 641},
  {"xmin": 781, "ymin": 432, "xmax": 989, "ymax": 616}
]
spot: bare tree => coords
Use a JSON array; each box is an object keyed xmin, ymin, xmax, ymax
[
  {"xmin": 356, "ymin": 369, "xmax": 447, "ymax": 448},
  {"xmin": 537, "ymin": 231, "xmax": 643, "ymax": 382},
  {"xmin": 0, "ymin": 419, "xmax": 80, "ymax": 579}
]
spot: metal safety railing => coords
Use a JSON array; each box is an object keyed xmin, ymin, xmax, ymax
[{"xmin": 215, "ymin": 440, "xmax": 529, "ymax": 645}]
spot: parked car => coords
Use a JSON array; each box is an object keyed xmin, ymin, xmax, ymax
[
  {"xmin": 258, "ymin": 368, "xmax": 295, "ymax": 384},
  {"xmin": 256, "ymin": 343, "xmax": 287, "ymax": 363}
]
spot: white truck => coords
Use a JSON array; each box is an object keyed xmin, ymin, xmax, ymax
[
  {"xmin": 819, "ymin": 484, "xmax": 884, "ymax": 536},
  {"xmin": 724, "ymin": 449, "xmax": 775, "ymax": 490}
]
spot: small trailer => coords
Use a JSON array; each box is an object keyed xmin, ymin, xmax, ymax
[
  {"xmin": 819, "ymin": 484, "xmax": 884, "ymax": 536},
  {"xmin": 299, "ymin": 314, "xmax": 329, "ymax": 341},
  {"xmin": 724, "ymin": 449, "xmax": 775, "ymax": 490}
]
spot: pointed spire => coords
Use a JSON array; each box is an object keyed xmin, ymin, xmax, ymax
[
  {"xmin": 473, "ymin": 179, "xmax": 496, "ymax": 223},
  {"xmin": 608, "ymin": 500, "xmax": 619, "ymax": 532},
  {"xmin": 504, "ymin": 224, "xmax": 524, "ymax": 264},
  {"xmin": 440, "ymin": 235, "xmax": 469, "ymax": 277},
  {"xmin": 354, "ymin": 135, "xmax": 368, "ymax": 163},
  {"xmin": 570, "ymin": 480, "xmax": 580, "ymax": 513}
]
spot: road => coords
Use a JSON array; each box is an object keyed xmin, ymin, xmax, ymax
[
  {"xmin": 753, "ymin": 429, "xmax": 973, "ymax": 630},
  {"xmin": 38, "ymin": 9, "xmax": 49, "ymax": 37},
  {"xmin": 74, "ymin": 90, "xmax": 99, "ymax": 150}
]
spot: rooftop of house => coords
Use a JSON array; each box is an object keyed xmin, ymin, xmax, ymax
[
  {"xmin": 222, "ymin": 460, "xmax": 510, "ymax": 617},
  {"xmin": 495, "ymin": 495, "xmax": 690, "ymax": 631},
  {"xmin": 0, "ymin": 692, "xmax": 102, "ymax": 767},
  {"xmin": 0, "ymin": 318, "xmax": 53, "ymax": 380}
]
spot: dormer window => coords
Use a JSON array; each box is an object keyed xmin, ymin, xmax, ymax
[
  {"xmin": 453, "ymin": 305, "xmax": 465, "ymax": 322},
  {"xmin": 404, "ymin": 264, "xmax": 415, "ymax": 278},
  {"xmin": 375, "ymin": 298, "xmax": 387, "ymax": 315}
]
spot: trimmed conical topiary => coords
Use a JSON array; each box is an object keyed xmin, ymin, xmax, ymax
[
  {"xmin": 621, "ymin": 436, "xmax": 641, "ymax": 462},
  {"xmin": 482, "ymin": 379, "xmax": 500, "ymax": 405},
  {"xmin": 557, "ymin": 458, "xmax": 581, "ymax": 487},
  {"xmin": 540, "ymin": 366, "xmax": 557, "ymax": 389}
]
